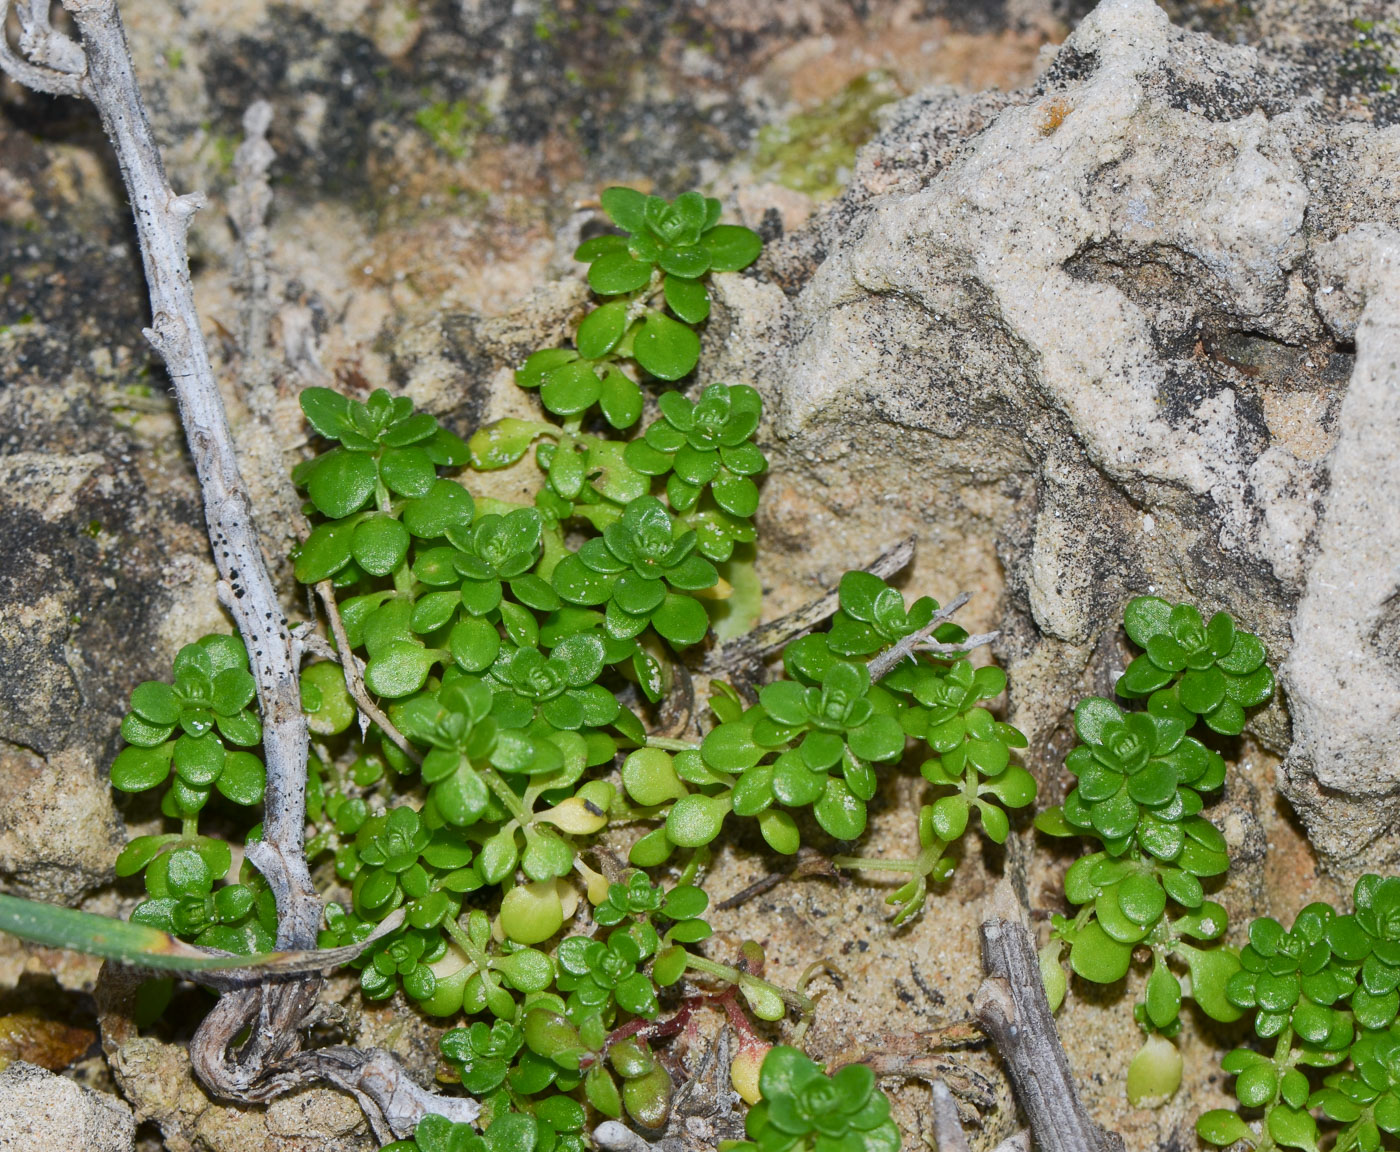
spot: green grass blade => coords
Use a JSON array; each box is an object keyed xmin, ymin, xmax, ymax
[
  {"xmin": 0, "ymin": 893, "xmax": 401, "ymax": 975},
  {"xmin": 0, "ymin": 892, "xmax": 278, "ymax": 970}
]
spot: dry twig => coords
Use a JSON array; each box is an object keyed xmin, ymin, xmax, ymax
[
  {"xmin": 975, "ymin": 881, "xmax": 1124, "ymax": 1152},
  {"xmin": 0, "ymin": 0, "xmax": 479, "ymax": 1135},
  {"xmin": 314, "ymin": 580, "xmax": 423, "ymax": 764}
]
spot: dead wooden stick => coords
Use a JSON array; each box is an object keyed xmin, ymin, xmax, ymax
[
  {"xmin": 929, "ymin": 1080, "xmax": 971, "ymax": 1152},
  {"xmin": 974, "ymin": 881, "xmax": 1123, "ymax": 1152},
  {"xmin": 314, "ymin": 580, "xmax": 423, "ymax": 764},
  {"xmin": 0, "ymin": 0, "xmax": 480, "ymax": 1135}
]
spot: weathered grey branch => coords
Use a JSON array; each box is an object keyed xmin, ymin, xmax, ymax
[
  {"xmin": 866, "ymin": 592, "xmax": 1000, "ymax": 682},
  {"xmin": 929, "ymin": 1081, "xmax": 971, "ymax": 1152},
  {"xmin": 974, "ymin": 882, "xmax": 1123, "ymax": 1152},
  {"xmin": 0, "ymin": 0, "xmax": 83, "ymax": 93},
  {"xmin": 37, "ymin": 0, "xmax": 320, "ymax": 950},
  {"xmin": 229, "ymin": 99, "xmax": 276, "ymax": 401},
  {"xmin": 315, "ymin": 580, "xmax": 423, "ymax": 763},
  {"xmin": 1, "ymin": 1, "xmax": 487, "ymax": 1135}
]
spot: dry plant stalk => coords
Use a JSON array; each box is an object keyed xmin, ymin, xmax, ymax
[
  {"xmin": 975, "ymin": 881, "xmax": 1125, "ymax": 1152},
  {"xmin": 0, "ymin": 0, "xmax": 476, "ymax": 1138}
]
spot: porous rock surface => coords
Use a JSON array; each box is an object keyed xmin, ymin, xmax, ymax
[
  {"xmin": 0, "ymin": 1059, "xmax": 135, "ymax": 1151},
  {"xmin": 728, "ymin": 0, "xmax": 1400, "ymax": 872}
]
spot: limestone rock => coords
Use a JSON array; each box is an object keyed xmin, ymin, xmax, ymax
[
  {"xmin": 109, "ymin": 1035, "xmax": 374, "ymax": 1152},
  {"xmin": 0, "ymin": 1060, "xmax": 135, "ymax": 1152},
  {"xmin": 721, "ymin": 0, "xmax": 1400, "ymax": 867}
]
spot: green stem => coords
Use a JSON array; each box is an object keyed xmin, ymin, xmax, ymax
[
  {"xmin": 181, "ymin": 817, "xmax": 199, "ymax": 839},
  {"xmin": 477, "ymin": 765, "xmax": 531, "ymax": 825},
  {"xmin": 830, "ymin": 855, "xmax": 922, "ymax": 874},
  {"xmin": 372, "ymin": 468, "xmax": 415, "ymax": 597},
  {"xmin": 442, "ymin": 914, "xmax": 505, "ymax": 1005},
  {"xmin": 683, "ymin": 953, "xmax": 815, "ymax": 1015},
  {"xmin": 645, "ymin": 736, "xmax": 700, "ymax": 752},
  {"xmin": 834, "ymin": 834, "xmax": 948, "ymax": 879},
  {"xmin": 677, "ymin": 846, "xmax": 710, "ymax": 887}
]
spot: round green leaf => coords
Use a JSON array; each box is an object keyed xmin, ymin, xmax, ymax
[
  {"xmin": 301, "ymin": 662, "xmax": 355, "ymax": 736},
  {"xmin": 1069, "ymin": 920, "xmax": 1133, "ymax": 983},
  {"xmin": 449, "ymin": 616, "xmax": 501, "ymax": 672},
  {"xmin": 588, "ymin": 252, "xmax": 653, "ymax": 295},
  {"xmin": 364, "ymin": 642, "xmax": 439, "ymax": 698},
  {"xmin": 1197, "ymin": 1111, "xmax": 1255, "ymax": 1147},
  {"xmin": 306, "ymin": 449, "xmax": 376, "ymax": 518},
  {"xmin": 300, "ymin": 387, "xmax": 353, "ymax": 441},
  {"xmin": 402, "ymin": 479, "xmax": 474, "ymax": 539},
  {"xmin": 665, "ymin": 794, "xmax": 728, "ymax": 847},
  {"xmin": 813, "ymin": 777, "xmax": 866, "ymax": 841},
  {"xmin": 130, "ymin": 681, "xmax": 180, "ymax": 727},
  {"xmin": 628, "ymin": 826, "xmax": 675, "ymax": 867},
  {"xmin": 173, "ymin": 731, "xmax": 225, "ymax": 786},
  {"xmin": 541, "ymin": 361, "xmax": 603, "ymax": 416},
  {"xmin": 216, "ymin": 751, "xmax": 267, "ymax": 806},
  {"xmin": 294, "ymin": 519, "xmax": 356, "ymax": 584},
  {"xmin": 633, "ymin": 313, "xmax": 700, "ymax": 381},
  {"xmin": 352, "ymin": 516, "xmax": 411, "ymax": 578},
  {"xmin": 622, "ymin": 748, "xmax": 686, "ymax": 806},
  {"xmin": 1126, "ymin": 1033, "xmax": 1182, "ymax": 1106},
  {"xmin": 1117, "ymin": 872, "xmax": 1167, "ymax": 927},
  {"xmin": 652, "ymin": 592, "xmax": 709, "ymax": 648},
  {"xmin": 759, "ymin": 807, "xmax": 800, "ymax": 853},
  {"xmin": 114, "ymin": 835, "xmax": 175, "ymax": 877},
  {"xmin": 663, "ymin": 276, "xmax": 709, "ymax": 324},
  {"xmin": 576, "ymin": 301, "xmax": 629, "ymax": 360},
  {"xmin": 1179, "ymin": 666, "xmax": 1227, "ymax": 714},
  {"xmin": 702, "ymin": 224, "xmax": 762, "ymax": 272},
  {"xmin": 1184, "ymin": 945, "xmax": 1244, "ymax": 1022},
  {"xmin": 1266, "ymin": 1104, "xmax": 1319, "ymax": 1152},
  {"xmin": 600, "ymin": 186, "xmax": 647, "ymax": 231},
  {"xmin": 378, "ymin": 446, "xmax": 436, "ymax": 498},
  {"xmin": 598, "ymin": 368, "xmax": 644, "ymax": 430}
]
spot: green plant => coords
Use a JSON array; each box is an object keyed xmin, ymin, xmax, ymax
[
  {"xmin": 723, "ymin": 1045, "xmax": 900, "ymax": 1152},
  {"xmin": 1196, "ymin": 875, "xmax": 1400, "ymax": 1152},
  {"xmin": 66, "ymin": 184, "xmax": 1011, "ymax": 1152},
  {"xmin": 1036, "ymin": 596, "xmax": 1277, "ymax": 1103}
]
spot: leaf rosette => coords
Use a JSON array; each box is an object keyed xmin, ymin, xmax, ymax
[
  {"xmin": 549, "ymin": 496, "xmax": 716, "ymax": 647},
  {"xmin": 486, "ymin": 636, "xmax": 619, "ymax": 732},
  {"xmin": 623, "ymin": 384, "xmax": 766, "ymax": 518},
  {"xmin": 1116, "ymin": 596, "xmax": 1275, "ymax": 735},
  {"xmin": 294, "ymin": 387, "xmax": 468, "ymax": 519},
  {"xmin": 731, "ymin": 1046, "xmax": 900, "ymax": 1152},
  {"xmin": 1057, "ymin": 696, "xmax": 1225, "ymax": 855}
]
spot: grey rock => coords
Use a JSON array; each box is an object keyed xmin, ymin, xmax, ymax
[
  {"xmin": 0, "ymin": 1060, "xmax": 135, "ymax": 1152},
  {"xmin": 719, "ymin": 0, "xmax": 1400, "ymax": 865}
]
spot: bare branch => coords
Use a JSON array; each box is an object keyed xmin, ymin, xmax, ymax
[
  {"xmin": 929, "ymin": 1080, "xmax": 970, "ymax": 1152},
  {"xmin": 313, "ymin": 581, "xmax": 423, "ymax": 763},
  {"xmin": 17, "ymin": 0, "xmax": 84, "ymax": 73},
  {"xmin": 992, "ymin": 1131, "xmax": 1033, "ymax": 1152},
  {"xmin": 229, "ymin": 99, "xmax": 276, "ymax": 399},
  {"xmin": 974, "ymin": 881, "xmax": 1123, "ymax": 1152},
  {"xmin": 0, "ymin": 0, "xmax": 84, "ymax": 93},
  {"xmin": 48, "ymin": 0, "xmax": 319, "ymax": 949},
  {"xmin": 866, "ymin": 592, "xmax": 1000, "ymax": 682},
  {"xmin": 0, "ymin": 0, "xmax": 494, "ymax": 1131},
  {"xmin": 704, "ymin": 535, "xmax": 915, "ymax": 678}
]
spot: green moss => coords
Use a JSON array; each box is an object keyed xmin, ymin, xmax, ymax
[
  {"xmin": 196, "ymin": 125, "xmax": 238, "ymax": 175},
  {"xmin": 414, "ymin": 100, "xmax": 488, "ymax": 162},
  {"xmin": 752, "ymin": 71, "xmax": 901, "ymax": 200},
  {"xmin": 1345, "ymin": 17, "xmax": 1400, "ymax": 93}
]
